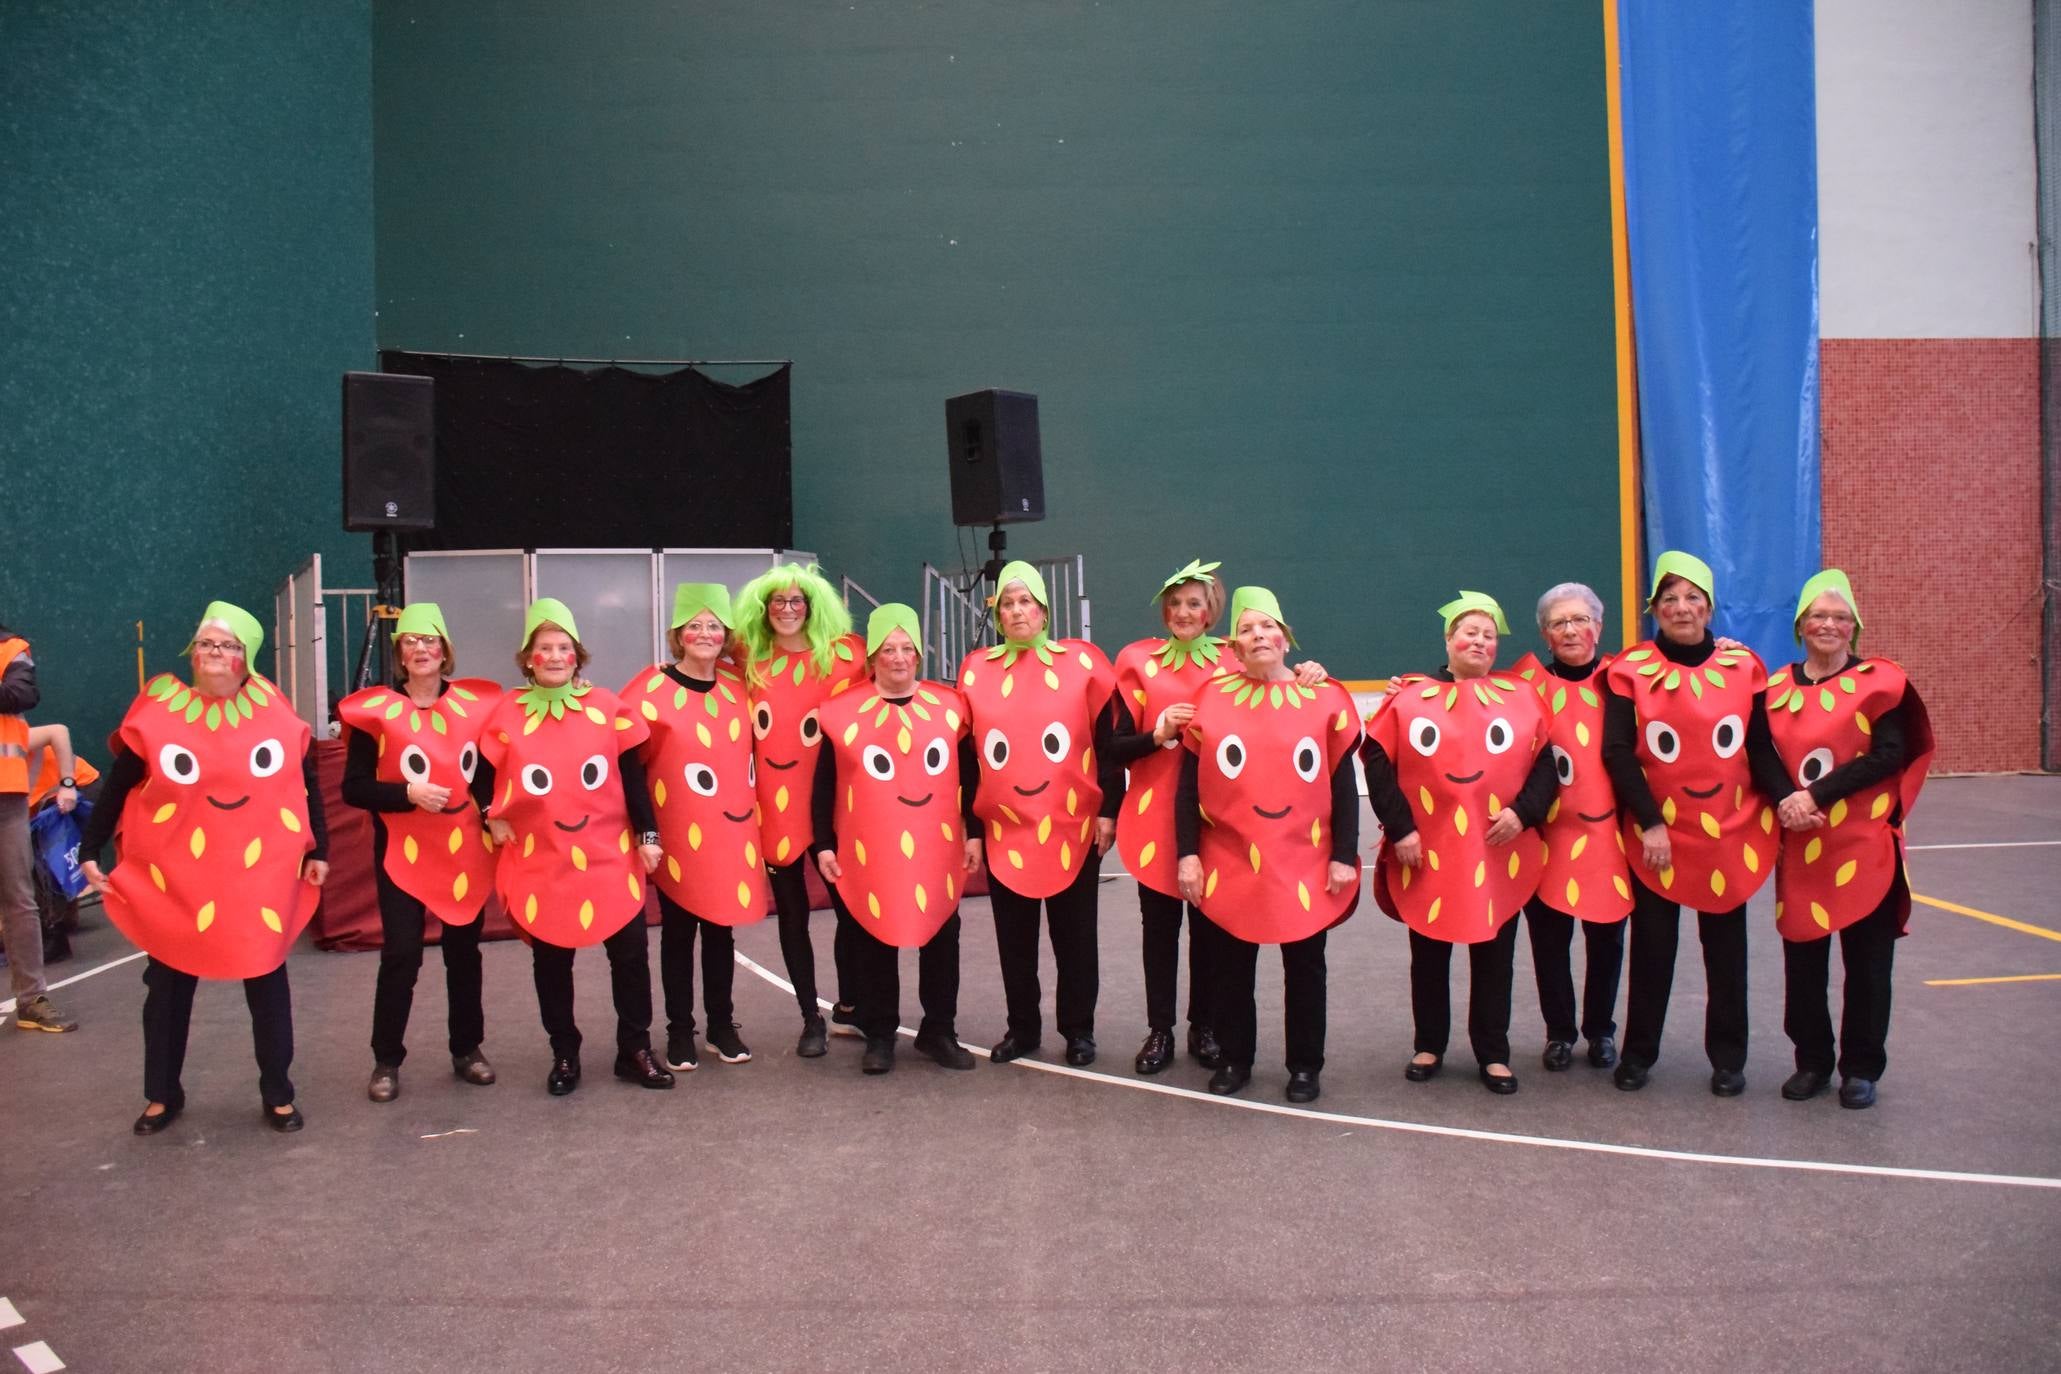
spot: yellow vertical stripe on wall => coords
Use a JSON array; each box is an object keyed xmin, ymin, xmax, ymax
[{"xmin": 1604, "ymin": 0, "xmax": 1642, "ymax": 645}]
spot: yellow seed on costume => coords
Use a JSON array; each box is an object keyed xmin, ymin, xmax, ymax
[
  {"xmin": 1248, "ymin": 843, "xmax": 1262, "ymax": 874},
  {"xmin": 990, "ymin": 820, "xmax": 1002, "ymax": 842},
  {"xmin": 245, "ymin": 837, "xmax": 263, "ymax": 869},
  {"xmin": 1473, "ymin": 860, "xmax": 1486, "ymax": 888},
  {"xmin": 1136, "ymin": 787, "xmax": 1154, "ymax": 816},
  {"xmin": 745, "ymin": 841, "xmax": 758, "ymax": 868},
  {"xmin": 1401, "ymin": 865, "xmax": 1413, "ymax": 890},
  {"xmin": 1205, "ymin": 868, "xmax": 1219, "ymax": 899},
  {"xmin": 152, "ymin": 803, "xmax": 176, "ymax": 824},
  {"xmin": 1700, "ymin": 811, "xmax": 1721, "ymax": 839},
  {"xmin": 571, "ymin": 846, "xmax": 587, "ymax": 871},
  {"xmin": 1710, "ymin": 870, "xmax": 1727, "ymax": 897},
  {"xmin": 1834, "ymin": 860, "xmax": 1858, "ymax": 887},
  {"xmin": 666, "ymin": 856, "xmax": 682, "ymax": 882},
  {"xmin": 898, "ymin": 830, "xmax": 916, "ymax": 860},
  {"xmin": 629, "ymin": 873, "xmax": 643, "ymax": 901},
  {"xmin": 1855, "ymin": 711, "xmax": 1871, "ymax": 735},
  {"xmin": 260, "ymin": 907, "xmax": 283, "ymax": 933},
  {"xmin": 1566, "ymin": 878, "xmax": 1581, "ymax": 907},
  {"xmin": 1034, "ymin": 815, "xmax": 1051, "ymax": 845},
  {"xmin": 524, "ymin": 894, "xmax": 538, "ymax": 924},
  {"xmin": 915, "ymin": 884, "xmax": 928, "ymax": 913},
  {"xmin": 1297, "ymin": 881, "xmax": 1311, "ymax": 911},
  {"xmin": 1828, "ymin": 799, "xmax": 1848, "ymax": 827},
  {"xmin": 1001, "ymin": 676, "xmax": 1014, "ymax": 698},
  {"xmin": 1613, "ymin": 875, "xmax": 1630, "ymax": 900},
  {"xmin": 1870, "ymin": 793, "xmax": 1891, "ymax": 820},
  {"xmin": 1575, "ymin": 720, "xmax": 1591, "ymax": 748},
  {"xmin": 999, "ymin": 804, "xmax": 1021, "ymax": 825},
  {"xmin": 618, "ymin": 829, "xmax": 631, "ymax": 854},
  {"xmin": 1059, "ymin": 841, "xmax": 1073, "ymax": 870},
  {"xmin": 1418, "ymin": 786, "xmax": 1435, "ymax": 816},
  {"xmin": 1488, "ymin": 792, "xmax": 1501, "ymax": 814},
  {"xmin": 1760, "ymin": 807, "xmax": 1775, "ymax": 833},
  {"xmin": 578, "ymin": 900, "xmax": 595, "ymax": 929},
  {"xmin": 939, "ymin": 821, "xmax": 955, "ymax": 843},
  {"xmin": 1735, "ymin": 785, "xmax": 1745, "ymax": 810},
  {"xmin": 1570, "ymin": 835, "xmax": 1588, "ymax": 861},
  {"xmin": 776, "ymin": 836, "xmax": 792, "ymax": 862},
  {"xmin": 1008, "ymin": 849, "xmax": 1024, "ymax": 869},
  {"xmin": 1310, "ymin": 818, "xmax": 1323, "ymax": 848},
  {"xmin": 448, "ymin": 826, "xmax": 464, "ymax": 855},
  {"xmin": 1427, "ymin": 897, "xmax": 1442, "ymax": 924},
  {"xmin": 641, "ymin": 700, "xmax": 658, "ymax": 722},
  {"xmin": 1548, "ymin": 798, "xmax": 1563, "ymax": 825},
  {"xmin": 947, "ymin": 875, "xmax": 957, "ymax": 901},
  {"xmin": 196, "ymin": 901, "xmax": 215, "ymax": 932},
  {"xmin": 1804, "ymin": 837, "xmax": 1822, "ymax": 864},
  {"xmin": 523, "ymin": 832, "xmax": 536, "ymax": 858},
  {"xmin": 1659, "ymin": 865, "xmax": 1676, "ymax": 890},
  {"xmin": 1811, "ymin": 901, "xmax": 1831, "ymax": 930},
  {"xmin": 1427, "ymin": 849, "xmax": 1440, "ymax": 871},
  {"xmin": 1083, "ymin": 747, "xmax": 1094, "ymax": 771},
  {"xmin": 772, "ymin": 785, "xmax": 790, "ymax": 814},
  {"xmin": 655, "ymin": 779, "xmax": 668, "ymax": 808},
  {"xmin": 1066, "ymin": 788, "xmax": 1079, "ymax": 816},
  {"xmin": 855, "ymin": 839, "xmax": 868, "ymax": 866},
  {"xmin": 190, "ymin": 827, "xmax": 206, "ymax": 859},
  {"xmin": 1660, "ymin": 797, "xmax": 1677, "ymax": 827},
  {"xmin": 847, "ymin": 786, "xmax": 855, "ymax": 812},
  {"xmin": 1138, "ymin": 841, "xmax": 1157, "ymax": 869},
  {"xmin": 1507, "ymin": 851, "xmax": 1521, "ymax": 879},
  {"xmin": 1079, "ymin": 817, "xmax": 1092, "ymax": 842},
  {"xmin": 403, "ymin": 835, "xmax": 419, "ymax": 864},
  {"xmin": 1743, "ymin": 846, "xmax": 1760, "ymax": 873},
  {"xmin": 279, "ymin": 809, "xmax": 302, "ymax": 834},
  {"xmin": 897, "ymin": 727, "xmax": 912, "ymax": 755},
  {"xmin": 728, "ymin": 718, "xmax": 741, "ymax": 742},
  {"xmin": 1044, "ymin": 669, "xmax": 1060, "ymax": 691},
  {"xmin": 687, "ymin": 822, "xmax": 703, "ymax": 851},
  {"xmin": 585, "ymin": 706, "xmax": 607, "ymax": 725},
  {"xmin": 1453, "ymin": 806, "xmax": 1469, "ymax": 837}
]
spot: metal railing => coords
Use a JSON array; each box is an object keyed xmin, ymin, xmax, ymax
[
  {"xmin": 841, "ymin": 575, "xmax": 881, "ymax": 612},
  {"xmin": 921, "ymin": 555, "xmax": 1090, "ymax": 681},
  {"xmin": 270, "ymin": 554, "xmax": 382, "ymax": 737}
]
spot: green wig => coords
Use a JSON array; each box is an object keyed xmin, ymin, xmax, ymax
[{"xmin": 735, "ymin": 562, "xmax": 854, "ymax": 686}]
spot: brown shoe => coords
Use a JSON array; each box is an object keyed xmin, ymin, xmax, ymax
[
  {"xmin": 451, "ymin": 1051, "xmax": 496, "ymax": 1086},
  {"xmin": 368, "ymin": 1064, "xmax": 401, "ymax": 1103},
  {"xmin": 14, "ymin": 995, "xmax": 78, "ymax": 1033}
]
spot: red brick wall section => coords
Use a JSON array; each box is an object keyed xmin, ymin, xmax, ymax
[{"xmin": 1818, "ymin": 336, "xmax": 2044, "ymax": 773}]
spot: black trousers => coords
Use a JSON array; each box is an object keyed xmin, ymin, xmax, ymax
[
  {"xmin": 844, "ymin": 891, "xmax": 962, "ymax": 1041},
  {"xmin": 529, "ymin": 916, "xmax": 653, "ymax": 1060},
  {"xmin": 1138, "ymin": 884, "xmax": 1212, "ymax": 1033},
  {"xmin": 989, "ymin": 851, "xmax": 1102, "ymax": 1043},
  {"xmin": 141, "ymin": 955, "xmax": 294, "ymax": 1109},
  {"xmin": 1207, "ymin": 914, "xmax": 1325, "ymax": 1073},
  {"xmin": 656, "ymin": 889, "xmax": 735, "ymax": 1036},
  {"xmin": 768, "ymin": 859, "xmax": 857, "ymax": 1018},
  {"xmin": 1783, "ymin": 883, "xmax": 1900, "ymax": 1080},
  {"xmin": 1522, "ymin": 898, "xmax": 1626, "ymax": 1044},
  {"xmin": 1622, "ymin": 878, "xmax": 1748, "ymax": 1072},
  {"xmin": 1408, "ymin": 920, "xmax": 1520, "ymax": 1066},
  {"xmin": 369, "ymin": 864, "xmax": 485, "ymax": 1066}
]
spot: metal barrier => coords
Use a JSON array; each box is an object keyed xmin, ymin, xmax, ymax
[
  {"xmin": 921, "ymin": 555, "xmax": 1089, "ymax": 681},
  {"xmin": 841, "ymin": 576, "xmax": 881, "ymax": 612},
  {"xmin": 270, "ymin": 555, "xmax": 379, "ymax": 737}
]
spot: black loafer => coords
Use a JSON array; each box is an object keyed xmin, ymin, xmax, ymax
[
  {"xmin": 913, "ymin": 1030, "xmax": 976, "ymax": 1070},
  {"xmin": 1542, "ymin": 1041, "xmax": 1574, "ymax": 1072},
  {"xmin": 1063, "ymin": 1036, "xmax": 1097, "ymax": 1068},
  {"xmin": 132, "ymin": 1103, "xmax": 181, "ymax": 1136},
  {"xmin": 546, "ymin": 1056, "xmax": 581, "ymax": 1096},
  {"xmin": 1839, "ymin": 1077, "xmax": 1877, "ymax": 1110},
  {"xmin": 613, "ymin": 1049, "xmax": 676, "ymax": 1090},
  {"xmin": 265, "ymin": 1103, "xmax": 305, "ymax": 1133},
  {"xmin": 1285, "ymin": 1070, "xmax": 1320, "ymax": 1104},
  {"xmin": 1207, "ymin": 1063, "xmax": 1251, "ymax": 1096},
  {"xmin": 1187, "ymin": 1024, "xmax": 1225, "ymax": 1070},
  {"xmin": 1613, "ymin": 1059, "xmax": 1650, "ymax": 1091},
  {"xmin": 1710, "ymin": 1068, "xmax": 1746, "ymax": 1098},
  {"xmin": 1134, "ymin": 1028, "xmax": 1175, "ymax": 1075},
  {"xmin": 861, "ymin": 1037, "xmax": 896, "ymax": 1075},
  {"xmin": 1404, "ymin": 1055, "xmax": 1443, "ymax": 1083},
  {"xmin": 1587, "ymin": 1035, "xmax": 1619, "ymax": 1069},
  {"xmin": 367, "ymin": 1063, "xmax": 400, "ymax": 1103},
  {"xmin": 1480, "ymin": 1065, "xmax": 1520, "ymax": 1096},
  {"xmin": 1781, "ymin": 1068, "xmax": 1831, "ymax": 1101},
  {"xmin": 989, "ymin": 1034, "xmax": 1040, "ymax": 1064}
]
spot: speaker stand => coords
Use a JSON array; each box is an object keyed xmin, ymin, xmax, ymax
[
  {"xmin": 365, "ymin": 529, "xmax": 406, "ymax": 687},
  {"xmin": 979, "ymin": 524, "xmax": 1010, "ymax": 643}
]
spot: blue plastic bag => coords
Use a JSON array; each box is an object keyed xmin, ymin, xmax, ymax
[{"xmin": 29, "ymin": 798, "xmax": 92, "ymax": 900}]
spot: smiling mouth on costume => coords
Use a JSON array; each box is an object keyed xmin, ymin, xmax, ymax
[
  {"xmin": 206, "ymin": 794, "xmax": 250, "ymax": 811},
  {"xmin": 764, "ymin": 757, "xmax": 799, "ymax": 771},
  {"xmin": 722, "ymin": 807, "xmax": 754, "ymax": 823},
  {"xmin": 1578, "ymin": 808, "xmax": 1615, "ymax": 823},
  {"xmin": 554, "ymin": 816, "xmax": 591, "ymax": 833},
  {"xmin": 896, "ymin": 792, "xmax": 934, "ymax": 808},
  {"xmin": 1444, "ymin": 770, "xmax": 1484, "ymax": 785},
  {"xmin": 1013, "ymin": 781, "xmax": 1050, "ymax": 797},
  {"xmin": 1251, "ymin": 802, "xmax": 1291, "ymax": 820},
  {"xmin": 1682, "ymin": 783, "xmax": 1722, "ymax": 799}
]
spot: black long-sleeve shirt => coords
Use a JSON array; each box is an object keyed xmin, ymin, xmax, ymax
[
  {"xmin": 80, "ymin": 731, "xmax": 329, "ymax": 864},
  {"xmin": 809, "ymin": 690, "xmax": 980, "ymax": 859},
  {"xmin": 1599, "ymin": 632, "xmax": 1792, "ymax": 831},
  {"xmin": 1174, "ymin": 738, "xmax": 1362, "ymax": 865},
  {"xmin": 0, "ymin": 628, "xmax": 39, "ymax": 714},
  {"xmin": 1777, "ymin": 655, "xmax": 1911, "ymax": 808},
  {"xmin": 1356, "ymin": 667, "xmax": 1558, "ymax": 843}
]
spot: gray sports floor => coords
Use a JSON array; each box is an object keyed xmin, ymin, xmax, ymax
[{"xmin": 3, "ymin": 776, "xmax": 2056, "ymax": 1372}]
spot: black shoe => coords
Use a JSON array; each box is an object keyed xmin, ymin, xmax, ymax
[
  {"xmin": 367, "ymin": 1063, "xmax": 401, "ymax": 1103},
  {"xmin": 861, "ymin": 1037, "xmax": 896, "ymax": 1075},
  {"xmin": 1613, "ymin": 1059, "xmax": 1650, "ymax": 1091},
  {"xmin": 265, "ymin": 1103, "xmax": 305, "ymax": 1133},
  {"xmin": 1404, "ymin": 1054, "xmax": 1443, "ymax": 1083},
  {"xmin": 796, "ymin": 1016, "xmax": 828, "ymax": 1059},
  {"xmin": 1839, "ymin": 1077, "xmax": 1877, "ymax": 1110},
  {"xmin": 132, "ymin": 1103, "xmax": 181, "ymax": 1136},
  {"xmin": 1187, "ymin": 1024, "xmax": 1225, "ymax": 1070},
  {"xmin": 1781, "ymin": 1068, "xmax": 1831, "ymax": 1101},
  {"xmin": 706, "ymin": 1023, "xmax": 752, "ymax": 1064},
  {"xmin": 913, "ymin": 1030, "xmax": 976, "ymax": 1070},
  {"xmin": 547, "ymin": 1056, "xmax": 581, "ymax": 1096},
  {"xmin": 1285, "ymin": 1070, "xmax": 1320, "ymax": 1104},
  {"xmin": 1710, "ymin": 1068, "xmax": 1746, "ymax": 1098},
  {"xmin": 1587, "ymin": 1035, "xmax": 1619, "ymax": 1069},
  {"xmin": 1134, "ymin": 1028, "xmax": 1175, "ymax": 1075},
  {"xmin": 1542, "ymin": 1041, "xmax": 1574, "ymax": 1072},
  {"xmin": 452, "ymin": 1051, "xmax": 497, "ymax": 1085},
  {"xmin": 1208, "ymin": 1063, "xmax": 1252, "ymax": 1095},
  {"xmin": 613, "ymin": 1048, "xmax": 676, "ymax": 1090},
  {"xmin": 663, "ymin": 1031, "xmax": 699, "ymax": 1073},
  {"xmin": 1480, "ymin": 1065, "xmax": 1520, "ymax": 1096},
  {"xmin": 829, "ymin": 1003, "xmax": 864, "ymax": 1039},
  {"xmin": 1064, "ymin": 1036, "xmax": 1097, "ymax": 1067},
  {"xmin": 990, "ymin": 1033, "xmax": 1040, "ymax": 1064}
]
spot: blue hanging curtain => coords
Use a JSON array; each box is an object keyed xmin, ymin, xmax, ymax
[{"xmin": 1617, "ymin": 1, "xmax": 1821, "ymax": 659}]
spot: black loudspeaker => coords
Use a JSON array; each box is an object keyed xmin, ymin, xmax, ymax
[
  {"xmin": 945, "ymin": 388, "xmax": 1044, "ymax": 526},
  {"xmin": 342, "ymin": 371, "xmax": 436, "ymax": 531}
]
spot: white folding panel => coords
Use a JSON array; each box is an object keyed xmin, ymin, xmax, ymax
[
  {"xmin": 403, "ymin": 550, "xmax": 527, "ymax": 685},
  {"xmin": 530, "ymin": 549, "xmax": 661, "ymax": 694}
]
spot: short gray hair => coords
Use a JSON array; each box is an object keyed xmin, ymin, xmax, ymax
[{"xmin": 1535, "ymin": 582, "xmax": 1604, "ymax": 630}]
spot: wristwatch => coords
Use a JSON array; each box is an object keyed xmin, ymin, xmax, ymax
[{"xmin": 58, "ymin": 776, "xmax": 75, "ymax": 789}]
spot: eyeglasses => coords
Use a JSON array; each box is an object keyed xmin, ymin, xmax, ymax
[
  {"xmin": 192, "ymin": 639, "xmax": 244, "ymax": 658},
  {"xmin": 1802, "ymin": 612, "xmax": 1855, "ymax": 626},
  {"xmin": 396, "ymin": 634, "xmax": 443, "ymax": 651},
  {"xmin": 767, "ymin": 596, "xmax": 809, "ymax": 612},
  {"xmin": 1546, "ymin": 615, "xmax": 1596, "ymax": 632}
]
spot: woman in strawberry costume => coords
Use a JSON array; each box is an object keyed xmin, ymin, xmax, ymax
[
  {"xmin": 1174, "ymin": 587, "xmax": 1360, "ymax": 1103},
  {"xmin": 1506, "ymin": 582, "xmax": 1632, "ymax": 1075},
  {"xmin": 958, "ymin": 561, "xmax": 1119, "ymax": 1067},
  {"xmin": 735, "ymin": 563, "xmax": 868, "ymax": 1057},
  {"xmin": 811, "ymin": 603, "xmax": 979, "ymax": 1075},
  {"xmin": 478, "ymin": 599, "xmax": 672, "ymax": 1096},
  {"xmin": 80, "ymin": 601, "xmax": 329, "ymax": 1136},
  {"xmin": 1766, "ymin": 570, "xmax": 1933, "ymax": 1110},
  {"xmin": 1601, "ymin": 553, "xmax": 1793, "ymax": 1097},
  {"xmin": 619, "ymin": 583, "xmax": 767, "ymax": 1073},
  {"xmin": 339, "ymin": 602, "xmax": 502, "ymax": 1104},
  {"xmin": 1363, "ymin": 592, "xmax": 1555, "ymax": 1096}
]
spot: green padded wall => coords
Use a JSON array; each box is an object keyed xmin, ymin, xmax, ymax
[
  {"xmin": 3, "ymin": 2, "xmax": 373, "ymax": 753},
  {"xmin": 374, "ymin": 2, "xmax": 1620, "ymax": 677}
]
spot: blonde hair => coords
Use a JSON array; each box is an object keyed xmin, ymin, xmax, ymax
[{"xmin": 1160, "ymin": 576, "xmax": 1226, "ymax": 631}]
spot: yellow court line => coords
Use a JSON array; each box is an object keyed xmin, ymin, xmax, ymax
[
  {"xmin": 1924, "ymin": 973, "xmax": 2061, "ymax": 987},
  {"xmin": 1913, "ymin": 893, "xmax": 2061, "ymax": 945}
]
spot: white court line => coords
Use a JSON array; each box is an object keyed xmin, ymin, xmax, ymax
[
  {"xmin": 731, "ymin": 951, "xmax": 2061, "ymax": 1192},
  {"xmin": 12, "ymin": 1340, "xmax": 64, "ymax": 1374},
  {"xmin": 0, "ymin": 1300, "xmax": 18, "ymax": 1331},
  {"xmin": 1907, "ymin": 840, "xmax": 2061, "ymax": 851},
  {"xmin": 0, "ymin": 951, "xmax": 146, "ymax": 1017}
]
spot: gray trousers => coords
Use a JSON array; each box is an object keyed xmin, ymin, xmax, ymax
[{"xmin": 0, "ymin": 794, "xmax": 47, "ymax": 1002}]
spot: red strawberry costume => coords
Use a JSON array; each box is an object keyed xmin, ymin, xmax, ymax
[
  {"xmin": 746, "ymin": 634, "xmax": 866, "ymax": 869},
  {"xmin": 1509, "ymin": 651, "xmax": 1633, "ymax": 923}
]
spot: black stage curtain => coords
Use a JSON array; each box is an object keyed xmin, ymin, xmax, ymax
[{"xmin": 378, "ymin": 353, "xmax": 791, "ymax": 550}]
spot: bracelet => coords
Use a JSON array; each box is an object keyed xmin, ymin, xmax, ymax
[{"xmin": 638, "ymin": 830, "xmax": 661, "ymax": 848}]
